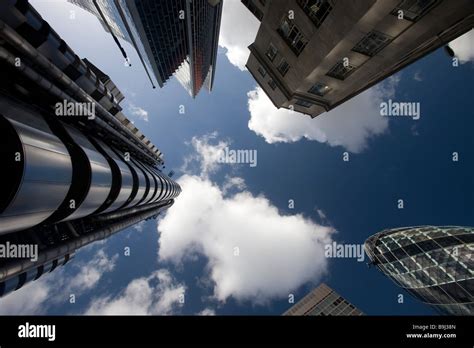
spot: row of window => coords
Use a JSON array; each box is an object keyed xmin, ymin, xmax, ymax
[
  {"xmin": 277, "ymin": 0, "xmax": 439, "ymax": 63},
  {"xmin": 242, "ymin": 0, "xmax": 264, "ymax": 21},
  {"xmin": 262, "ymin": 0, "xmax": 440, "ymax": 109},
  {"xmin": 257, "ymin": 65, "xmax": 277, "ymax": 91},
  {"xmin": 277, "ymin": 17, "xmax": 308, "ymax": 56},
  {"xmin": 297, "ymin": 0, "xmax": 439, "ymax": 33},
  {"xmin": 297, "ymin": 0, "xmax": 334, "ymax": 28},
  {"xmin": 265, "ymin": 43, "xmax": 291, "ymax": 77}
]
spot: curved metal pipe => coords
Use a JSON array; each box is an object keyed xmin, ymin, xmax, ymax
[
  {"xmin": 0, "ymin": 201, "xmax": 172, "ymax": 286},
  {"xmin": 93, "ymin": 200, "xmax": 172, "ymax": 222},
  {"xmin": 0, "ymin": 46, "xmax": 158, "ymax": 165},
  {"xmin": 0, "ymin": 19, "xmax": 161, "ymax": 164}
]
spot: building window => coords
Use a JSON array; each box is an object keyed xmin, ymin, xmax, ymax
[
  {"xmin": 326, "ymin": 61, "xmax": 357, "ymax": 80},
  {"xmin": 352, "ymin": 30, "xmax": 393, "ymax": 57},
  {"xmin": 258, "ymin": 66, "xmax": 267, "ymax": 77},
  {"xmin": 295, "ymin": 99, "xmax": 313, "ymax": 108},
  {"xmin": 277, "ymin": 17, "xmax": 308, "ymax": 56},
  {"xmin": 266, "ymin": 43, "xmax": 278, "ymax": 62},
  {"xmin": 242, "ymin": 0, "xmax": 264, "ymax": 21},
  {"xmin": 297, "ymin": 0, "xmax": 334, "ymax": 28},
  {"xmin": 391, "ymin": 0, "xmax": 440, "ymax": 22},
  {"xmin": 277, "ymin": 59, "xmax": 290, "ymax": 76},
  {"xmin": 268, "ymin": 79, "xmax": 277, "ymax": 90},
  {"xmin": 308, "ymin": 82, "xmax": 331, "ymax": 96}
]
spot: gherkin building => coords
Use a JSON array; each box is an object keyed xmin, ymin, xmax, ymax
[{"xmin": 365, "ymin": 226, "xmax": 473, "ymax": 315}]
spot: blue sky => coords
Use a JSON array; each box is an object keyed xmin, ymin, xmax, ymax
[{"xmin": 0, "ymin": 0, "xmax": 472, "ymax": 316}]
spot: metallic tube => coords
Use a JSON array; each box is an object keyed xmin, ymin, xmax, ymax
[
  {"xmin": 0, "ymin": 201, "xmax": 172, "ymax": 289},
  {"xmin": 0, "ymin": 45, "xmax": 158, "ymax": 165},
  {"xmin": 93, "ymin": 200, "xmax": 171, "ymax": 222},
  {"xmin": 0, "ymin": 97, "xmax": 72, "ymax": 235},
  {"xmin": 0, "ymin": 20, "xmax": 161, "ymax": 164}
]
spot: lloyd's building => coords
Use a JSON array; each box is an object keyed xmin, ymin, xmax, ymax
[{"xmin": 0, "ymin": 0, "xmax": 181, "ymax": 297}]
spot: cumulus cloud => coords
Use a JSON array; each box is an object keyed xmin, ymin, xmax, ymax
[
  {"xmin": 85, "ymin": 269, "xmax": 185, "ymax": 315},
  {"xmin": 0, "ymin": 248, "xmax": 117, "ymax": 314},
  {"xmin": 181, "ymin": 132, "xmax": 230, "ymax": 177},
  {"xmin": 0, "ymin": 276, "xmax": 51, "ymax": 314},
  {"xmin": 67, "ymin": 250, "xmax": 118, "ymax": 293},
  {"xmin": 219, "ymin": 0, "xmax": 260, "ymax": 70},
  {"xmin": 449, "ymin": 29, "xmax": 474, "ymax": 64},
  {"xmin": 157, "ymin": 174, "xmax": 334, "ymax": 303},
  {"xmin": 247, "ymin": 76, "xmax": 400, "ymax": 153},
  {"xmin": 127, "ymin": 103, "xmax": 149, "ymax": 122}
]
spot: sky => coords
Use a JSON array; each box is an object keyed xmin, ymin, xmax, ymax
[{"xmin": 0, "ymin": 0, "xmax": 473, "ymax": 316}]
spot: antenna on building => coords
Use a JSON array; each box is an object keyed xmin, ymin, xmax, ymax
[{"xmin": 93, "ymin": 0, "xmax": 131, "ymax": 66}]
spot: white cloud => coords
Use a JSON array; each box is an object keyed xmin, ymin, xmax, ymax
[
  {"xmin": 197, "ymin": 308, "xmax": 216, "ymax": 316},
  {"xmin": 67, "ymin": 250, "xmax": 118, "ymax": 293},
  {"xmin": 0, "ymin": 248, "xmax": 117, "ymax": 314},
  {"xmin": 127, "ymin": 103, "xmax": 149, "ymax": 122},
  {"xmin": 219, "ymin": 0, "xmax": 260, "ymax": 70},
  {"xmin": 157, "ymin": 174, "xmax": 334, "ymax": 303},
  {"xmin": 181, "ymin": 132, "xmax": 230, "ymax": 177},
  {"xmin": 222, "ymin": 176, "xmax": 246, "ymax": 195},
  {"xmin": 247, "ymin": 76, "xmax": 400, "ymax": 153},
  {"xmin": 85, "ymin": 269, "xmax": 185, "ymax": 315},
  {"xmin": 0, "ymin": 276, "xmax": 50, "ymax": 314},
  {"xmin": 132, "ymin": 220, "xmax": 146, "ymax": 232},
  {"xmin": 449, "ymin": 29, "xmax": 474, "ymax": 64}
]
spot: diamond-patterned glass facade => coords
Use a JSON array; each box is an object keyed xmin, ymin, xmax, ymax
[{"xmin": 365, "ymin": 226, "xmax": 474, "ymax": 315}]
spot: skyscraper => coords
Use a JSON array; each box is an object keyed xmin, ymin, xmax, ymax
[
  {"xmin": 365, "ymin": 226, "xmax": 473, "ymax": 315},
  {"xmin": 69, "ymin": 0, "xmax": 223, "ymax": 97},
  {"xmin": 243, "ymin": 0, "xmax": 474, "ymax": 118},
  {"xmin": 283, "ymin": 283, "xmax": 364, "ymax": 315},
  {"xmin": 0, "ymin": 0, "xmax": 181, "ymax": 296}
]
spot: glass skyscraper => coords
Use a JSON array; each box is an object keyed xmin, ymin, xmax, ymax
[
  {"xmin": 68, "ymin": 0, "xmax": 223, "ymax": 97},
  {"xmin": 365, "ymin": 226, "xmax": 473, "ymax": 315}
]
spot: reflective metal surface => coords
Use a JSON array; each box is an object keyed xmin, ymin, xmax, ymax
[
  {"xmin": 123, "ymin": 154, "xmax": 147, "ymax": 207},
  {"xmin": 138, "ymin": 162, "xmax": 159, "ymax": 204},
  {"xmin": 94, "ymin": 139, "xmax": 134, "ymax": 213},
  {"xmin": 0, "ymin": 100, "xmax": 72, "ymax": 235},
  {"xmin": 59, "ymin": 125, "xmax": 112, "ymax": 221}
]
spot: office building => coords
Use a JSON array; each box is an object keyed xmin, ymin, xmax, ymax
[
  {"xmin": 0, "ymin": 0, "xmax": 181, "ymax": 296},
  {"xmin": 283, "ymin": 283, "xmax": 364, "ymax": 315},
  {"xmin": 69, "ymin": 0, "xmax": 223, "ymax": 97},
  {"xmin": 243, "ymin": 0, "xmax": 474, "ymax": 117},
  {"xmin": 365, "ymin": 226, "xmax": 474, "ymax": 315}
]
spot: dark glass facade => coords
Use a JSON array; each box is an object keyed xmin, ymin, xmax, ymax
[
  {"xmin": 365, "ymin": 226, "xmax": 474, "ymax": 315},
  {"xmin": 69, "ymin": 0, "xmax": 223, "ymax": 97}
]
